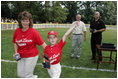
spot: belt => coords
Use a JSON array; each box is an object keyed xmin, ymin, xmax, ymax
[{"xmin": 73, "ymin": 33, "xmax": 82, "ymax": 35}]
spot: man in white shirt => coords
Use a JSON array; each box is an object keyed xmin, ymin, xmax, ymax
[{"xmin": 71, "ymin": 14, "xmax": 86, "ymax": 59}]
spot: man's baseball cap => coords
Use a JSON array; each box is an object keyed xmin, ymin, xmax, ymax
[{"xmin": 47, "ymin": 31, "xmax": 58, "ymax": 37}]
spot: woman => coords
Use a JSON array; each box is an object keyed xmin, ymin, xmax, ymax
[{"xmin": 12, "ymin": 11, "xmax": 46, "ymax": 78}]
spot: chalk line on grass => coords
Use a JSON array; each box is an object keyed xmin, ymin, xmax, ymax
[{"xmin": 1, "ymin": 59, "xmax": 116, "ymax": 72}]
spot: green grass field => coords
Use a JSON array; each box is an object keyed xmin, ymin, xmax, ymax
[{"xmin": 1, "ymin": 28, "xmax": 117, "ymax": 78}]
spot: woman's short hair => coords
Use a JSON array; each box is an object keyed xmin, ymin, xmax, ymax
[{"xmin": 18, "ymin": 11, "xmax": 33, "ymax": 28}]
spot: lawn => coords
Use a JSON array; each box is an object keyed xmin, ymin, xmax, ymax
[{"xmin": 1, "ymin": 28, "xmax": 117, "ymax": 78}]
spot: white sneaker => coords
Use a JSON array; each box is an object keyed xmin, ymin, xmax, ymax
[
  {"xmin": 32, "ymin": 75, "xmax": 38, "ymax": 78},
  {"xmin": 70, "ymin": 54, "xmax": 74, "ymax": 58},
  {"xmin": 76, "ymin": 56, "xmax": 80, "ymax": 59}
]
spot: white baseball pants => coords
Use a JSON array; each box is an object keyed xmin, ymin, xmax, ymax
[{"xmin": 47, "ymin": 63, "xmax": 61, "ymax": 78}]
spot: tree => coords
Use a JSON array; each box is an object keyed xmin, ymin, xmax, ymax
[
  {"xmin": 78, "ymin": 1, "xmax": 95, "ymax": 23},
  {"xmin": 1, "ymin": 1, "xmax": 117, "ymax": 24},
  {"xmin": 50, "ymin": 1, "xmax": 68, "ymax": 23},
  {"xmin": 62, "ymin": 1, "xmax": 79, "ymax": 23},
  {"xmin": 44, "ymin": 1, "xmax": 51, "ymax": 23},
  {"xmin": 93, "ymin": 1, "xmax": 117, "ymax": 25},
  {"xmin": 1, "ymin": 1, "xmax": 11, "ymax": 18}
]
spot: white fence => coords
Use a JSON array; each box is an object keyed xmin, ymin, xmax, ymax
[
  {"xmin": 1, "ymin": 23, "xmax": 116, "ymax": 30},
  {"xmin": 1, "ymin": 23, "xmax": 73, "ymax": 30}
]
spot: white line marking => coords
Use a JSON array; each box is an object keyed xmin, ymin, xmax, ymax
[
  {"xmin": 61, "ymin": 65, "xmax": 116, "ymax": 72},
  {"xmin": 1, "ymin": 59, "xmax": 116, "ymax": 72}
]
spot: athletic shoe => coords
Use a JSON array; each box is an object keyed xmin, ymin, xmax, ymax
[
  {"xmin": 70, "ymin": 54, "xmax": 74, "ymax": 59},
  {"xmin": 76, "ymin": 55, "xmax": 80, "ymax": 59},
  {"xmin": 32, "ymin": 75, "xmax": 38, "ymax": 78}
]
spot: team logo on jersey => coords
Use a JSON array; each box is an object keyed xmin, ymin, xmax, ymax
[
  {"xmin": 16, "ymin": 38, "xmax": 33, "ymax": 46},
  {"xmin": 18, "ymin": 43, "xmax": 26, "ymax": 46},
  {"xmin": 49, "ymin": 53, "xmax": 60, "ymax": 63}
]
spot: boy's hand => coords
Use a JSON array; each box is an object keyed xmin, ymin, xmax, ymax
[
  {"xmin": 42, "ymin": 54, "xmax": 50, "ymax": 69},
  {"xmin": 62, "ymin": 22, "xmax": 78, "ymax": 42},
  {"xmin": 42, "ymin": 61, "xmax": 50, "ymax": 69}
]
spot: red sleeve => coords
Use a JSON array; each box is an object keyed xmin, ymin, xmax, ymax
[
  {"xmin": 33, "ymin": 29, "xmax": 44, "ymax": 46},
  {"xmin": 58, "ymin": 39, "xmax": 66, "ymax": 49}
]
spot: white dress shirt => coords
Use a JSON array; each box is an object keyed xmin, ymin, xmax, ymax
[{"xmin": 72, "ymin": 21, "xmax": 86, "ymax": 34}]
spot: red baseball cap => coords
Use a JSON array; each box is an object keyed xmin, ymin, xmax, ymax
[{"xmin": 47, "ymin": 31, "xmax": 58, "ymax": 37}]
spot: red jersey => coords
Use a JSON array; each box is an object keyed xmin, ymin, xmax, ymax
[
  {"xmin": 12, "ymin": 28, "xmax": 44, "ymax": 58},
  {"xmin": 44, "ymin": 39, "xmax": 66, "ymax": 65}
]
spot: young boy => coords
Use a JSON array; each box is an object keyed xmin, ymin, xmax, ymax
[{"xmin": 43, "ymin": 22, "xmax": 78, "ymax": 78}]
